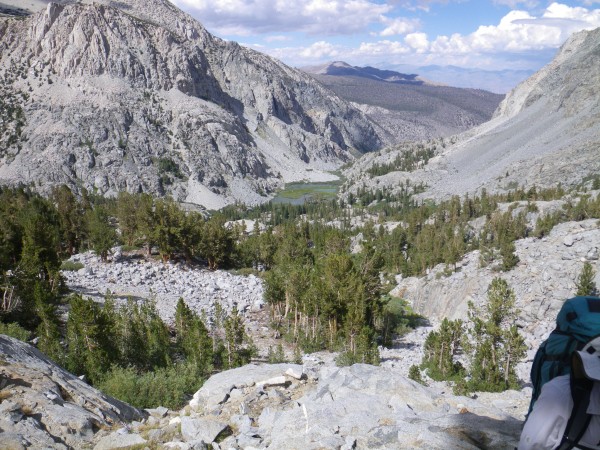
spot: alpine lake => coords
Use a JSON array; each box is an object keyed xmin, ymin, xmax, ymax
[{"xmin": 270, "ymin": 180, "xmax": 342, "ymax": 205}]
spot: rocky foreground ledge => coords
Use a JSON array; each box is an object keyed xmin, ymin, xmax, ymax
[
  {"xmin": 0, "ymin": 335, "xmax": 524, "ymax": 450},
  {"xmin": 0, "ymin": 335, "xmax": 146, "ymax": 449}
]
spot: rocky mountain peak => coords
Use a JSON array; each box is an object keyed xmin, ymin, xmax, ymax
[
  {"xmin": 0, "ymin": 0, "xmax": 386, "ymax": 208},
  {"xmin": 495, "ymin": 27, "xmax": 600, "ymax": 121}
]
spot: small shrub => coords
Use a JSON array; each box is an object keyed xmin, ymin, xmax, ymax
[
  {"xmin": 267, "ymin": 344, "xmax": 286, "ymax": 363},
  {"xmin": 98, "ymin": 362, "xmax": 205, "ymax": 409},
  {"xmin": 60, "ymin": 260, "xmax": 84, "ymax": 271},
  {"xmin": 0, "ymin": 322, "xmax": 31, "ymax": 341},
  {"xmin": 379, "ymin": 296, "xmax": 424, "ymax": 346},
  {"xmin": 408, "ymin": 364, "xmax": 425, "ymax": 385},
  {"xmin": 157, "ymin": 157, "xmax": 183, "ymax": 178}
]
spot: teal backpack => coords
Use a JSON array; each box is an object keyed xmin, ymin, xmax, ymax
[{"xmin": 529, "ymin": 295, "xmax": 600, "ymax": 414}]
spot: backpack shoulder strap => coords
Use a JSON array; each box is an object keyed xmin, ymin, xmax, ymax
[{"xmin": 556, "ymin": 377, "xmax": 594, "ymax": 450}]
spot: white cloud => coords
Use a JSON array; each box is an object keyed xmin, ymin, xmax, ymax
[
  {"xmin": 354, "ymin": 40, "xmax": 411, "ymax": 56},
  {"xmin": 387, "ymin": 0, "xmax": 455, "ymax": 13},
  {"xmin": 380, "ymin": 17, "xmax": 420, "ymax": 36},
  {"xmin": 419, "ymin": 3, "xmax": 600, "ymax": 56},
  {"xmin": 264, "ymin": 35, "xmax": 291, "ymax": 43},
  {"xmin": 299, "ymin": 41, "xmax": 340, "ymax": 59},
  {"xmin": 170, "ymin": 0, "xmax": 391, "ymax": 36},
  {"xmin": 405, "ymin": 32, "xmax": 429, "ymax": 52}
]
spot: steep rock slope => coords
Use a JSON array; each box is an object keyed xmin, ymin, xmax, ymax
[
  {"xmin": 0, "ymin": 1, "xmax": 386, "ymax": 209},
  {"xmin": 392, "ymin": 216, "xmax": 600, "ymax": 341},
  {"xmin": 304, "ymin": 61, "xmax": 504, "ymax": 143},
  {"xmin": 344, "ymin": 27, "xmax": 600, "ymax": 200},
  {"xmin": 0, "ymin": 335, "xmax": 146, "ymax": 449}
]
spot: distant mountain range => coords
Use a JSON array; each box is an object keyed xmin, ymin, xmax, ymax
[
  {"xmin": 302, "ymin": 61, "xmax": 533, "ymax": 94},
  {"xmin": 302, "ymin": 61, "xmax": 429, "ymax": 86},
  {"xmin": 344, "ymin": 27, "xmax": 600, "ymax": 201},
  {"xmin": 303, "ymin": 61, "xmax": 504, "ymax": 143},
  {"xmin": 385, "ymin": 64, "xmax": 535, "ymax": 94}
]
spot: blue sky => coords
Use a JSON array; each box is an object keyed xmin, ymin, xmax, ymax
[{"xmin": 169, "ymin": 1, "xmax": 600, "ymax": 73}]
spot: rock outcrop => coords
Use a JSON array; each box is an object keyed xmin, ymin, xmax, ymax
[
  {"xmin": 0, "ymin": 0, "xmax": 386, "ymax": 209},
  {"xmin": 0, "ymin": 335, "xmax": 146, "ymax": 449},
  {"xmin": 0, "ymin": 340, "xmax": 525, "ymax": 449},
  {"xmin": 149, "ymin": 358, "xmax": 524, "ymax": 449}
]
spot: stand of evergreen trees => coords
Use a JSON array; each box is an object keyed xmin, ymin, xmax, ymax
[
  {"xmin": 417, "ymin": 278, "xmax": 527, "ymax": 393},
  {"xmin": 66, "ymin": 295, "xmax": 254, "ymax": 408},
  {"xmin": 0, "ymin": 186, "xmax": 252, "ymax": 408},
  {"xmin": 1, "ymin": 177, "xmax": 599, "ymax": 405}
]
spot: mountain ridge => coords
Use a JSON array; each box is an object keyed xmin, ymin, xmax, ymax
[
  {"xmin": 0, "ymin": 0, "xmax": 387, "ymax": 209},
  {"xmin": 303, "ymin": 61, "xmax": 504, "ymax": 143},
  {"xmin": 302, "ymin": 61, "xmax": 430, "ymax": 85},
  {"xmin": 343, "ymin": 27, "xmax": 600, "ymax": 202}
]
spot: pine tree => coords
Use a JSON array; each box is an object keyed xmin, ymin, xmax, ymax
[
  {"xmin": 66, "ymin": 295, "xmax": 116, "ymax": 383},
  {"xmin": 198, "ymin": 216, "xmax": 235, "ymax": 270},
  {"xmin": 178, "ymin": 212, "xmax": 203, "ymax": 264},
  {"xmin": 500, "ymin": 241, "xmax": 519, "ymax": 271},
  {"xmin": 154, "ymin": 198, "xmax": 183, "ymax": 262},
  {"xmin": 257, "ymin": 226, "xmax": 277, "ymax": 270},
  {"xmin": 422, "ymin": 318, "xmax": 464, "ymax": 380},
  {"xmin": 467, "ymin": 278, "xmax": 526, "ymax": 391},
  {"xmin": 111, "ymin": 298, "xmax": 171, "ymax": 371},
  {"xmin": 86, "ymin": 206, "xmax": 117, "ymax": 262},
  {"xmin": 576, "ymin": 261, "xmax": 598, "ymax": 296},
  {"xmin": 174, "ymin": 298, "xmax": 212, "ymax": 374},
  {"xmin": 135, "ymin": 193, "xmax": 157, "ymax": 257},
  {"xmin": 222, "ymin": 307, "xmax": 254, "ymax": 369},
  {"xmin": 115, "ymin": 191, "xmax": 140, "ymax": 247},
  {"xmin": 19, "ymin": 197, "xmax": 61, "ymax": 280},
  {"xmin": 34, "ymin": 282, "xmax": 64, "ymax": 365},
  {"xmin": 51, "ymin": 184, "xmax": 85, "ymax": 256}
]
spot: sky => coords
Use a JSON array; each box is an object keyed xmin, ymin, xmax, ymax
[{"xmin": 168, "ymin": 0, "xmax": 600, "ymax": 74}]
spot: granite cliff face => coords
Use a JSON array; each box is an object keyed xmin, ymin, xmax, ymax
[{"xmin": 0, "ymin": 0, "xmax": 385, "ymax": 209}]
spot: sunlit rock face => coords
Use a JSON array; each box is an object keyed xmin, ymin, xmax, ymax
[{"xmin": 0, "ymin": 0, "xmax": 386, "ymax": 209}]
